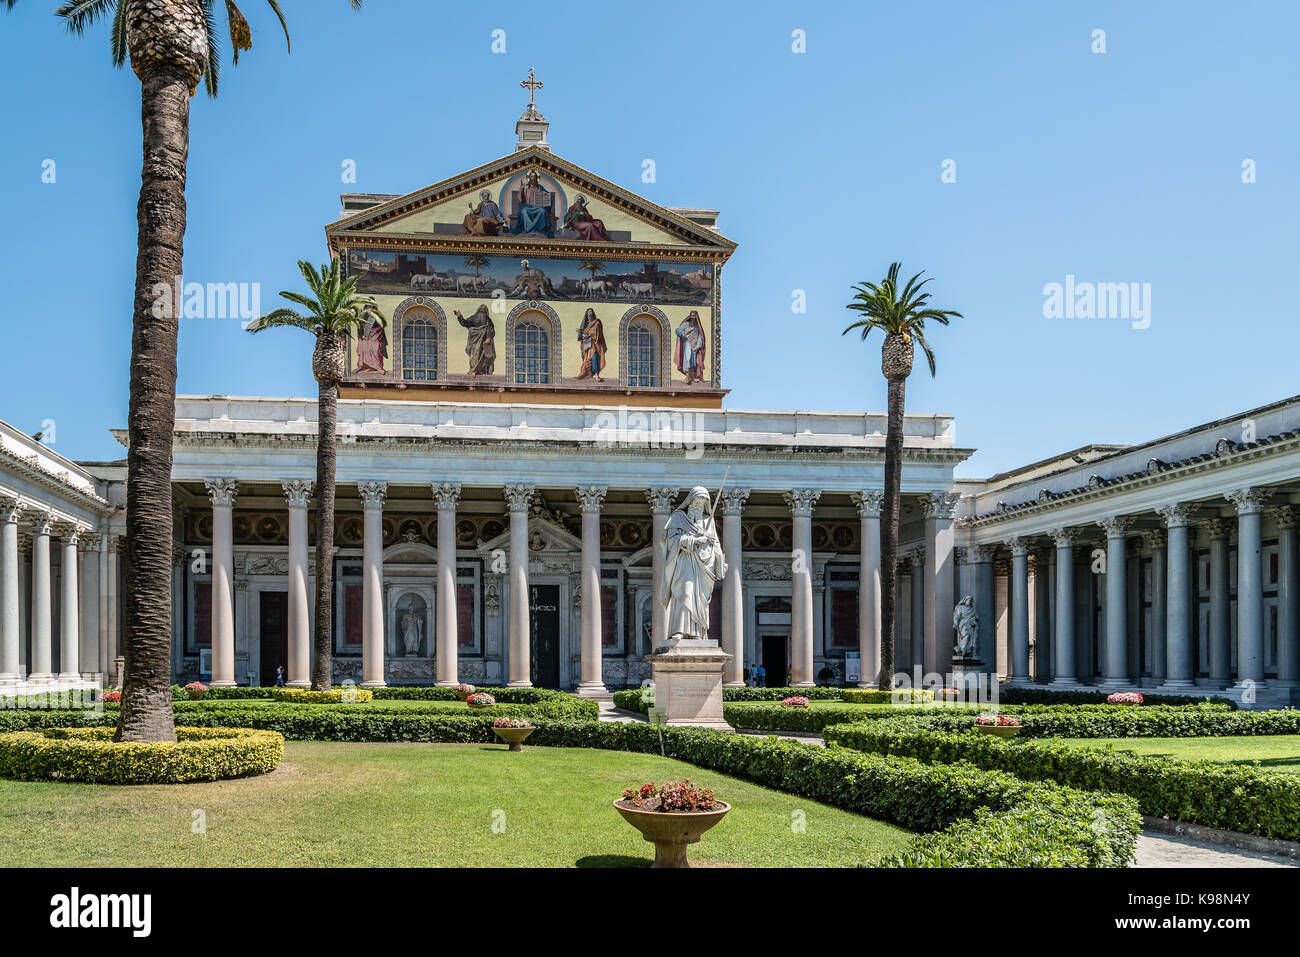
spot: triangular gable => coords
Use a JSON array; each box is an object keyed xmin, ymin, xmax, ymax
[
  {"xmin": 476, "ymin": 513, "xmax": 582, "ymax": 556},
  {"xmin": 327, "ymin": 146, "xmax": 734, "ymax": 254}
]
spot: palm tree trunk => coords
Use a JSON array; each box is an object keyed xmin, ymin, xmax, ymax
[
  {"xmin": 115, "ymin": 64, "xmax": 192, "ymax": 743},
  {"xmin": 878, "ymin": 374, "xmax": 907, "ymax": 691},
  {"xmin": 312, "ymin": 377, "xmax": 337, "ymax": 691}
]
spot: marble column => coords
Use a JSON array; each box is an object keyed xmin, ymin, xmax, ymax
[
  {"xmin": 205, "ymin": 479, "xmax": 238, "ymax": 687},
  {"xmin": 784, "ymin": 488, "xmax": 821, "ymax": 687},
  {"xmin": 107, "ymin": 536, "xmax": 122, "ymax": 685},
  {"xmin": 908, "ymin": 550, "xmax": 925, "ymax": 674},
  {"xmin": 1048, "ymin": 527, "xmax": 1079, "ymax": 686},
  {"xmin": 575, "ymin": 485, "xmax": 609, "ymax": 698},
  {"xmin": 851, "ymin": 491, "xmax": 884, "ymax": 687},
  {"xmin": 1227, "ymin": 487, "xmax": 1268, "ymax": 688},
  {"xmin": 57, "ymin": 524, "xmax": 83, "ymax": 683},
  {"xmin": 1097, "ymin": 516, "xmax": 1134, "ymax": 688},
  {"xmin": 1032, "ymin": 548, "xmax": 1053, "ymax": 682},
  {"xmin": 644, "ymin": 487, "xmax": 678, "ymax": 650},
  {"xmin": 1006, "ymin": 538, "xmax": 1031, "ymax": 682},
  {"xmin": 1141, "ymin": 530, "xmax": 1167, "ymax": 684},
  {"xmin": 432, "ymin": 482, "xmax": 463, "ymax": 687},
  {"xmin": 29, "ymin": 511, "xmax": 54, "ymax": 683},
  {"xmin": 283, "ymin": 480, "xmax": 313, "ymax": 687},
  {"xmin": 505, "ymin": 484, "xmax": 535, "ymax": 687},
  {"xmin": 0, "ymin": 499, "xmax": 20, "ymax": 685},
  {"xmin": 97, "ymin": 532, "xmax": 109, "ymax": 679},
  {"xmin": 1156, "ymin": 503, "xmax": 1197, "ymax": 689},
  {"xmin": 1204, "ymin": 519, "xmax": 1232, "ymax": 687},
  {"xmin": 922, "ymin": 492, "xmax": 959, "ymax": 676},
  {"xmin": 359, "ymin": 480, "xmax": 387, "ymax": 688},
  {"xmin": 1272, "ymin": 506, "xmax": 1300, "ymax": 690},
  {"xmin": 970, "ymin": 543, "xmax": 997, "ymax": 667},
  {"xmin": 720, "ymin": 487, "xmax": 750, "ymax": 686}
]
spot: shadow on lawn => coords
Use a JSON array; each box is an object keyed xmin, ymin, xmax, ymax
[{"xmin": 575, "ymin": 855, "xmax": 650, "ymax": 868}]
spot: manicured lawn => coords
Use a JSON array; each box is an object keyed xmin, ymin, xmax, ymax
[
  {"xmin": 1053, "ymin": 735, "xmax": 1300, "ymax": 774},
  {"xmin": 0, "ymin": 742, "xmax": 912, "ymax": 867}
]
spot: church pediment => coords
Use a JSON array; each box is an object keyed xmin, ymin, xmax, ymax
[
  {"xmin": 327, "ymin": 147, "xmax": 734, "ymax": 254},
  {"xmin": 476, "ymin": 512, "xmax": 581, "ymax": 557}
]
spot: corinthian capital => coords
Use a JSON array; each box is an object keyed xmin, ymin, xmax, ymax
[
  {"xmin": 921, "ymin": 491, "xmax": 960, "ymax": 520},
  {"xmin": 575, "ymin": 485, "xmax": 608, "ymax": 512},
  {"xmin": 282, "ymin": 480, "xmax": 314, "ymax": 508},
  {"xmin": 783, "ymin": 488, "xmax": 821, "ymax": 517},
  {"xmin": 850, "ymin": 490, "xmax": 885, "ymax": 518},
  {"xmin": 358, "ymin": 480, "xmax": 388, "ymax": 509},
  {"xmin": 1097, "ymin": 515, "xmax": 1135, "ymax": 538},
  {"xmin": 1047, "ymin": 526, "xmax": 1080, "ymax": 547},
  {"xmin": 431, "ymin": 482, "xmax": 463, "ymax": 511},
  {"xmin": 504, "ymin": 484, "xmax": 536, "ymax": 513},
  {"xmin": 1226, "ymin": 487, "xmax": 1270, "ymax": 516},
  {"xmin": 204, "ymin": 478, "xmax": 239, "ymax": 507},
  {"xmin": 1156, "ymin": 503, "xmax": 1198, "ymax": 529},
  {"xmin": 644, "ymin": 487, "xmax": 679, "ymax": 514},
  {"xmin": 719, "ymin": 487, "xmax": 751, "ymax": 516}
]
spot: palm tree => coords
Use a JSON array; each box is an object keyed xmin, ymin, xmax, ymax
[
  {"xmin": 578, "ymin": 260, "xmax": 606, "ymax": 281},
  {"xmin": 3, "ymin": 1, "xmax": 365, "ymax": 742},
  {"xmin": 463, "ymin": 254, "xmax": 489, "ymax": 278},
  {"xmin": 248, "ymin": 260, "xmax": 384, "ymax": 691},
  {"xmin": 843, "ymin": 263, "xmax": 961, "ymax": 691}
]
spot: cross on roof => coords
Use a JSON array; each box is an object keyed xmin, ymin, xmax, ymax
[{"xmin": 521, "ymin": 68, "xmax": 543, "ymax": 107}]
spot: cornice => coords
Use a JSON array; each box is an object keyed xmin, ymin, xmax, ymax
[
  {"xmin": 965, "ymin": 429, "xmax": 1300, "ymax": 528},
  {"xmin": 0, "ymin": 445, "xmax": 111, "ymax": 515}
]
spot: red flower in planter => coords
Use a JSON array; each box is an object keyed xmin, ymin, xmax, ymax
[{"xmin": 781, "ymin": 696, "xmax": 810, "ymax": 708}]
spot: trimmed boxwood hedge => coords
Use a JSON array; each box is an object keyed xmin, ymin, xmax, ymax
[
  {"xmin": 823, "ymin": 722, "xmax": 1300, "ymax": 841},
  {"xmin": 841, "ymin": 688, "xmax": 934, "ymax": 704},
  {"xmin": 269, "ymin": 687, "xmax": 374, "ymax": 704},
  {"xmin": 997, "ymin": 687, "xmax": 1236, "ymax": 709},
  {"xmin": 0, "ymin": 726, "xmax": 284, "ymax": 784},
  {"xmin": 0, "ymin": 704, "xmax": 1138, "ymax": 864}
]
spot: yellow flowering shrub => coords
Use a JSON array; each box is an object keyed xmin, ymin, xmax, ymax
[
  {"xmin": 269, "ymin": 687, "xmax": 374, "ymax": 704},
  {"xmin": 0, "ymin": 726, "xmax": 284, "ymax": 784}
]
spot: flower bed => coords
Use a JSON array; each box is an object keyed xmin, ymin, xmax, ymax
[
  {"xmin": 269, "ymin": 687, "xmax": 375, "ymax": 704},
  {"xmin": 0, "ymin": 726, "xmax": 283, "ymax": 784},
  {"xmin": 823, "ymin": 721, "xmax": 1300, "ymax": 841}
]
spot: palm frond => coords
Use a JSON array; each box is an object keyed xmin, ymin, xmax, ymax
[
  {"xmin": 843, "ymin": 261, "xmax": 960, "ymax": 375},
  {"xmin": 108, "ymin": 0, "xmax": 126, "ymax": 67},
  {"xmin": 55, "ymin": 0, "xmax": 116, "ymax": 33},
  {"xmin": 246, "ymin": 307, "xmax": 313, "ymax": 333},
  {"xmin": 265, "ymin": 0, "xmax": 290, "ymax": 52},
  {"xmin": 202, "ymin": 1, "xmax": 221, "ymax": 97}
]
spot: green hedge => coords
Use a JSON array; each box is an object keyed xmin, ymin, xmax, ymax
[
  {"xmin": 842, "ymin": 688, "xmax": 934, "ymax": 704},
  {"xmin": 0, "ymin": 726, "xmax": 284, "ymax": 784},
  {"xmin": 719, "ymin": 686, "xmax": 844, "ymax": 702},
  {"xmin": 522, "ymin": 723, "xmax": 1139, "ymax": 867},
  {"xmin": 269, "ymin": 687, "xmax": 375, "ymax": 704},
  {"xmin": 823, "ymin": 722, "xmax": 1300, "ymax": 841},
  {"xmin": 998, "ymin": 687, "xmax": 1236, "ymax": 709}
]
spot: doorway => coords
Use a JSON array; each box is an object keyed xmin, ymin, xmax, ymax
[
  {"xmin": 259, "ymin": 591, "xmax": 288, "ymax": 686},
  {"xmin": 529, "ymin": 584, "xmax": 561, "ymax": 688},
  {"xmin": 761, "ymin": 634, "xmax": 789, "ymax": 688}
]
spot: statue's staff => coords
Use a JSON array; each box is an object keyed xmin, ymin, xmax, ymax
[{"xmin": 707, "ymin": 466, "xmax": 730, "ymax": 529}]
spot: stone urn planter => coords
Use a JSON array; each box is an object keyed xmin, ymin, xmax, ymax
[
  {"xmin": 614, "ymin": 800, "xmax": 731, "ymax": 868},
  {"xmin": 453, "ymin": 684, "xmax": 476, "ymax": 702},
  {"xmin": 976, "ymin": 724, "xmax": 1020, "ymax": 738},
  {"xmin": 492, "ymin": 725, "xmax": 536, "ymax": 752},
  {"xmin": 466, "ymin": 693, "xmax": 495, "ymax": 710}
]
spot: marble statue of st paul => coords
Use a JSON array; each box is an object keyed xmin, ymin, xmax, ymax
[{"xmin": 660, "ymin": 486, "xmax": 727, "ymax": 641}]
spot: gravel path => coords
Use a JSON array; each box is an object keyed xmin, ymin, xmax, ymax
[{"xmin": 1134, "ymin": 833, "xmax": 1298, "ymax": 868}]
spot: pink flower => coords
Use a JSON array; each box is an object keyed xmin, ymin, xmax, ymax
[
  {"xmin": 1107, "ymin": 692, "xmax": 1143, "ymax": 705},
  {"xmin": 781, "ymin": 696, "xmax": 810, "ymax": 708}
]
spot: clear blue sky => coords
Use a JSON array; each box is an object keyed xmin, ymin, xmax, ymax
[{"xmin": 2, "ymin": 0, "xmax": 1297, "ymax": 476}]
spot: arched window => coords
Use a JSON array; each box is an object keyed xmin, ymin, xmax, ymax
[
  {"xmin": 625, "ymin": 318, "xmax": 659, "ymax": 387},
  {"xmin": 401, "ymin": 311, "xmax": 438, "ymax": 381},
  {"xmin": 514, "ymin": 319, "xmax": 550, "ymax": 384}
]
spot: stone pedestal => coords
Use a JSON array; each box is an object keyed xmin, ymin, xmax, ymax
[
  {"xmin": 950, "ymin": 657, "xmax": 987, "ymax": 700},
  {"xmin": 646, "ymin": 638, "xmax": 732, "ymax": 729}
]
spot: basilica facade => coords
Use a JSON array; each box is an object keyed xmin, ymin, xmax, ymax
[{"xmin": 0, "ymin": 81, "xmax": 1295, "ymax": 707}]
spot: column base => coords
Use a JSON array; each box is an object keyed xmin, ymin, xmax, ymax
[
  {"xmin": 789, "ymin": 681, "xmax": 814, "ymax": 688},
  {"xmin": 505, "ymin": 679, "xmax": 534, "ymax": 688},
  {"xmin": 1094, "ymin": 679, "xmax": 1134, "ymax": 692},
  {"xmin": 26, "ymin": 673, "xmax": 54, "ymax": 685},
  {"xmin": 1047, "ymin": 678, "xmax": 1082, "ymax": 689},
  {"xmin": 361, "ymin": 680, "xmax": 388, "ymax": 688},
  {"xmin": 210, "ymin": 680, "xmax": 237, "ymax": 688},
  {"xmin": 1155, "ymin": 679, "xmax": 1197, "ymax": 693},
  {"xmin": 723, "ymin": 680, "xmax": 747, "ymax": 688},
  {"xmin": 56, "ymin": 673, "xmax": 84, "ymax": 686},
  {"xmin": 575, "ymin": 681, "xmax": 611, "ymax": 701},
  {"xmin": 286, "ymin": 680, "xmax": 311, "ymax": 688},
  {"xmin": 434, "ymin": 680, "xmax": 459, "ymax": 688}
]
